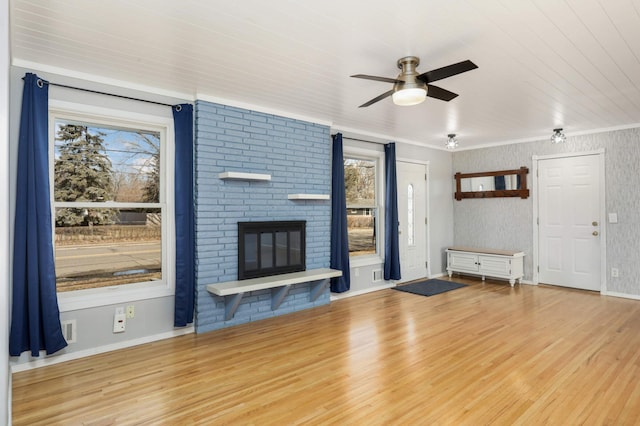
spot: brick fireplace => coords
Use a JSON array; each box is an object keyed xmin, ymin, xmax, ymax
[{"xmin": 194, "ymin": 100, "xmax": 331, "ymax": 333}]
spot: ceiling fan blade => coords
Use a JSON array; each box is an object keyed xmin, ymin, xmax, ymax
[
  {"xmin": 418, "ymin": 60, "xmax": 478, "ymax": 84},
  {"xmin": 359, "ymin": 89, "xmax": 395, "ymax": 107},
  {"xmin": 351, "ymin": 74, "xmax": 401, "ymax": 84},
  {"xmin": 426, "ymin": 85, "xmax": 458, "ymax": 102}
]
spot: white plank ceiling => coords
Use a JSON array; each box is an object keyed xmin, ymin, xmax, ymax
[{"xmin": 9, "ymin": 0, "xmax": 640, "ymax": 150}]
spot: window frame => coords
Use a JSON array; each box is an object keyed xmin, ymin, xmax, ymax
[
  {"xmin": 343, "ymin": 146, "xmax": 385, "ymax": 268},
  {"xmin": 49, "ymin": 100, "xmax": 175, "ymax": 312},
  {"xmin": 407, "ymin": 183, "xmax": 415, "ymax": 247}
]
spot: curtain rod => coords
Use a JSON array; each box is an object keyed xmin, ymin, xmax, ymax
[
  {"xmin": 24, "ymin": 76, "xmax": 176, "ymax": 108},
  {"xmin": 49, "ymin": 82, "xmax": 176, "ymax": 108},
  {"xmin": 332, "ymin": 134, "xmax": 388, "ymax": 145}
]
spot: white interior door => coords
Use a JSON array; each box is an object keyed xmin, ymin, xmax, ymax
[
  {"xmin": 537, "ymin": 154, "xmax": 602, "ymax": 291},
  {"xmin": 397, "ymin": 162, "xmax": 427, "ymax": 282}
]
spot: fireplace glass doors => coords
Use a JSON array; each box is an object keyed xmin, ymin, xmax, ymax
[{"xmin": 238, "ymin": 221, "xmax": 306, "ymax": 280}]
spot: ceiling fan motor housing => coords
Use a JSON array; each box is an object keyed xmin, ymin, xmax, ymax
[{"xmin": 394, "ymin": 56, "xmax": 427, "ymax": 92}]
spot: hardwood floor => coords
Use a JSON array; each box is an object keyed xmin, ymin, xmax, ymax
[{"xmin": 12, "ymin": 277, "xmax": 640, "ymax": 425}]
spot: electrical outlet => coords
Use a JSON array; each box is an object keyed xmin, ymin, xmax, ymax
[
  {"xmin": 61, "ymin": 320, "xmax": 77, "ymax": 343},
  {"xmin": 113, "ymin": 311, "xmax": 126, "ymax": 333},
  {"xmin": 611, "ymin": 268, "xmax": 619, "ymax": 278},
  {"xmin": 126, "ymin": 305, "xmax": 135, "ymax": 319}
]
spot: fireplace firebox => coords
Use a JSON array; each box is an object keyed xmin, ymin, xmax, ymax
[{"xmin": 238, "ymin": 220, "xmax": 306, "ymax": 280}]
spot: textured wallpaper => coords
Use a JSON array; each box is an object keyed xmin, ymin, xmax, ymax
[{"xmin": 453, "ymin": 127, "xmax": 640, "ymax": 296}]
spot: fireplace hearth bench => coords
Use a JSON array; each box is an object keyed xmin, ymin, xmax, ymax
[{"xmin": 207, "ymin": 268, "xmax": 342, "ymax": 320}]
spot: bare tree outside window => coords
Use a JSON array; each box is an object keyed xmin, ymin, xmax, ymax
[
  {"xmin": 344, "ymin": 158, "xmax": 377, "ymax": 256},
  {"xmin": 53, "ymin": 119, "xmax": 163, "ymax": 292}
]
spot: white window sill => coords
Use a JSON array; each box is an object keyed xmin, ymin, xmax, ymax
[{"xmin": 349, "ymin": 255, "xmax": 383, "ymax": 268}]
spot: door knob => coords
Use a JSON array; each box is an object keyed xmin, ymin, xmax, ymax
[
  {"xmin": 592, "ymin": 221, "xmax": 598, "ymax": 226},
  {"xmin": 593, "ymin": 231, "xmax": 599, "ymax": 236}
]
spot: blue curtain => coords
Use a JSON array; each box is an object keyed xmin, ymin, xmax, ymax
[
  {"xmin": 173, "ymin": 104, "xmax": 195, "ymax": 327},
  {"xmin": 384, "ymin": 143, "xmax": 401, "ymax": 280},
  {"xmin": 330, "ymin": 133, "xmax": 350, "ymax": 293},
  {"xmin": 10, "ymin": 73, "xmax": 68, "ymax": 356},
  {"xmin": 495, "ymin": 175, "xmax": 521, "ymax": 190}
]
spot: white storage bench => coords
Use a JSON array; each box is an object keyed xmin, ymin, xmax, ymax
[
  {"xmin": 207, "ymin": 268, "xmax": 342, "ymax": 320},
  {"xmin": 446, "ymin": 246, "xmax": 524, "ymax": 287}
]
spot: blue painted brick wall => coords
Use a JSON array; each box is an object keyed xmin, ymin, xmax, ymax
[{"xmin": 194, "ymin": 100, "xmax": 331, "ymax": 333}]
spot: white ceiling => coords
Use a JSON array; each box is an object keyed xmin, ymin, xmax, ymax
[{"xmin": 10, "ymin": 0, "xmax": 640, "ymax": 150}]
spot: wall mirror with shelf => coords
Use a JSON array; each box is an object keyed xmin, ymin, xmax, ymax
[{"xmin": 454, "ymin": 167, "xmax": 529, "ymax": 200}]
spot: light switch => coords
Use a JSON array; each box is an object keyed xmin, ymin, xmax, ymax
[{"xmin": 608, "ymin": 213, "xmax": 618, "ymax": 224}]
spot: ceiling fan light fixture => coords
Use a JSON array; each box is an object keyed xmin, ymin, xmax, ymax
[
  {"xmin": 392, "ymin": 87, "xmax": 427, "ymax": 106},
  {"xmin": 551, "ymin": 128, "xmax": 566, "ymax": 144},
  {"xmin": 446, "ymin": 133, "xmax": 458, "ymax": 150}
]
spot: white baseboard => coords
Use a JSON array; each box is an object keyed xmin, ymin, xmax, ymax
[
  {"xmin": 10, "ymin": 326, "xmax": 194, "ymax": 373},
  {"xmin": 602, "ymin": 291, "xmax": 640, "ymax": 301}
]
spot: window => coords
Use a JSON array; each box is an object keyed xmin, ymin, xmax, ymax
[
  {"xmin": 344, "ymin": 155, "xmax": 379, "ymax": 257},
  {"xmin": 407, "ymin": 183, "xmax": 415, "ymax": 247},
  {"xmin": 50, "ymin": 105, "xmax": 174, "ymax": 310}
]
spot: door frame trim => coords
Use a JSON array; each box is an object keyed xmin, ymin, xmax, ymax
[
  {"xmin": 531, "ymin": 149, "xmax": 606, "ymax": 292},
  {"xmin": 397, "ymin": 158, "xmax": 430, "ymax": 279}
]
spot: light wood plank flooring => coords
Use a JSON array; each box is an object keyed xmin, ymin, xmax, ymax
[{"xmin": 12, "ymin": 277, "xmax": 640, "ymax": 425}]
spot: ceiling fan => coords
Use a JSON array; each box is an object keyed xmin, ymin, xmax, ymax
[{"xmin": 351, "ymin": 56, "xmax": 478, "ymax": 107}]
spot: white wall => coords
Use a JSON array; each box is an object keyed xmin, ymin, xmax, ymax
[{"xmin": 2, "ymin": 0, "xmax": 10, "ymax": 420}]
